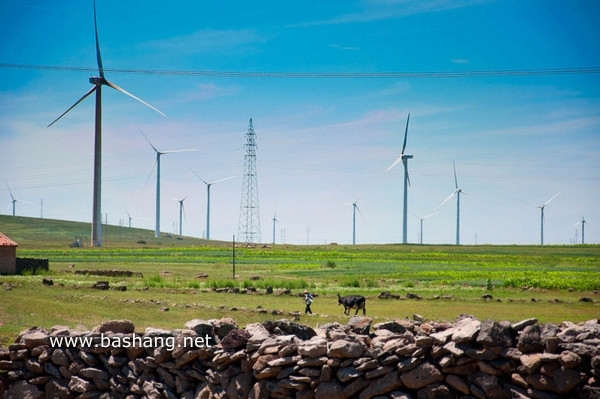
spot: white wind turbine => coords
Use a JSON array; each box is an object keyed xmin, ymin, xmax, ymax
[
  {"xmin": 141, "ymin": 130, "xmax": 196, "ymax": 238},
  {"xmin": 436, "ymin": 161, "xmax": 466, "ymax": 245},
  {"xmin": 5, "ymin": 180, "xmax": 31, "ymax": 216},
  {"xmin": 344, "ymin": 196, "xmax": 364, "ymax": 245},
  {"xmin": 189, "ymin": 169, "xmax": 236, "ymax": 240},
  {"xmin": 412, "ymin": 212, "xmax": 438, "ymax": 245},
  {"xmin": 386, "ymin": 114, "xmax": 413, "ymax": 244},
  {"xmin": 174, "ymin": 195, "xmax": 189, "ymax": 236},
  {"xmin": 524, "ymin": 192, "xmax": 561, "ymax": 245},
  {"xmin": 573, "ymin": 216, "xmax": 587, "ymax": 245},
  {"xmin": 125, "ymin": 209, "xmax": 145, "ymax": 228},
  {"xmin": 47, "ymin": 0, "xmax": 165, "ymax": 247},
  {"xmin": 272, "ymin": 211, "xmax": 278, "ymax": 245}
]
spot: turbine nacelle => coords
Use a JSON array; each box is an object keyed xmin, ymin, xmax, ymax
[{"xmin": 89, "ymin": 76, "xmax": 105, "ymax": 85}]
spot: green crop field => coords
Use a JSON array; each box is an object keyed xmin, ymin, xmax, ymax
[{"xmin": 1, "ymin": 215, "xmax": 599, "ymax": 345}]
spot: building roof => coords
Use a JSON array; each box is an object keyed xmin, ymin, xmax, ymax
[{"xmin": 0, "ymin": 232, "xmax": 18, "ymax": 247}]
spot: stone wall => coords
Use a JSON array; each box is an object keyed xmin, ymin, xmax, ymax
[
  {"xmin": 1, "ymin": 315, "xmax": 599, "ymax": 399},
  {"xmin": 15, "ymin": 258, "xmax": 49, "ymax": 275}
]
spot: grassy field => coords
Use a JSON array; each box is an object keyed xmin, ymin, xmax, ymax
[{"xmin": 1, "ymin": 215, "xmax": 599, "ymax": 345}]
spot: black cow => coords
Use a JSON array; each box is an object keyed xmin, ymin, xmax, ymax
[{"xmin": 337, "ymin": 293, "xmax": 366, "ymax": 315}]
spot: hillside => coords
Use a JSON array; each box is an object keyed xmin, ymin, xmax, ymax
[{"xmin": 0, "ymin": 214, "xmax": 218, "ymax": 249}]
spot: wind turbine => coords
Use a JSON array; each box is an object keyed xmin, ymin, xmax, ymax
[
  {"xmin": 5, "ymin": 180, "xmax": 31, "ymax": 216},
  {"xmin": 386, "ymin": 113, "xmax": 413, "ymax": 244},
  {"xmin": 189, "ymin": 169, "xmax": 236, "ymax": 240},
  {"xmin": 174, "ymin": 195, "xmax": 189, "ymax": 236},
  {"xmin": 125, "ymin": 210, "xmax": 145, "ymax": 228},
  {"xmin": 573, "ymin": 216, "xmax": 587, "ymax": 245},
  {"xmin": 272, "ymin": 211, "xmax": 278, "ymax": 245},
  {"xmin": 412, "ymin": 212, "xmax": 437, "ymax": 244},
  {"xmin": 141, "ymin": 130, "xmax": 196, "ymax": 238},
  {"xmin": 524, "ymin": 192, "xmax": 561, "ymax": 245},
  {"xmin": 344, "ymin": 196, "xmax": 364, "ymax": 245},
  {"xmin": 47, "ymin": 1, "xmax": 165, "ymax": 247},
  {"xmin": 436, "ymin": 160, "xmax": 466, "ymax": 245}
]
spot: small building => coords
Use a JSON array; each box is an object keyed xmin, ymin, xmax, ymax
[{"xmin": 0, "ymin": 232, "xmax": 18, "ymax": 274}]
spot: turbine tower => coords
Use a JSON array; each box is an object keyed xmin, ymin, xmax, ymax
[
  {"xmin": 174, "ymin": 195, "xmax": 188, "ymax": 236},
  {"xmin": 574, "ymin": 216, "xmax": 587, "ymax": 244},
  {"xmin": 272, "ymin": 211, "xmax": 278, "ymax": 245},
  {"xmin": 525, "ymin": 192, "xmax": 561, "ymax": 245},
  {"xmin": 47, "ymin": 1, "xmax": 164, "ymax": 247},
  {"xmin": 345, "ymin": 197, "xmax": 363, "ymax": 245},
  {"xmin": 436, "ymin": 161, "xmax": 466, "ymax": 245},
  {"xmin": 141, "ymin": 130, "xmax": 195, "ymax": 238},
  {"xmin": 386, "ymin": 114, "xmax": 412, "ymax": 244},
  {"xmin": 190, "ymin": 169, "xmax": 235, "ymax": 240},
  {"xmin": 238, "ymin": 119, "xmax": 261, "ymax": 244}
]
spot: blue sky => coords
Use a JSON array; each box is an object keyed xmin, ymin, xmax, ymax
[{"xmin": 1, "ymin": 0, "xmax": 599, "ymax": 245}]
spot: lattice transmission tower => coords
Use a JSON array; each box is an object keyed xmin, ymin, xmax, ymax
[{"xmin": 238, "ymin": 119, "xmax": 261, "ymax": 243}]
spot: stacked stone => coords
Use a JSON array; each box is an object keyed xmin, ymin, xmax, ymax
[{"xmin": 1, "ymin": 316, "xmax": 599, "ymax": 399}]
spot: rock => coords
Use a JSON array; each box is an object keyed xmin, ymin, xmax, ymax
[
  {"xmin": 360, "ymin": 370, "xmax": 403, "ymax": 398},
  {"xmin": 400, "ymin": 362, "xmax": 444, "ymax": 390},
  {"xmin": 213, "ymin": 317, "xmax": 238, "ymax": 339},
  {"xmin": 91, "ymin": 319, "xmax": 134, "ymax": 334},
  {"xmin": 553, "ymin": 367, "xmax": 585, "ymax": 394},
  {"xmin": 91, "ymin": 281, "xmax": 109, "ymax": 290},
  {"xmin": 227, "ymin": 372, "xmax": 254, "ymax": 399},
  {"xmin": 314, "ymin": 381, "xmax": 345, "ymax": 399},
  {"xmin": 517, "ymin": 324, "xmax": 544, "ymax": 353},
  {"xmin": 347, "ymin": 316, "xmax": 372, "ymax": 335},
  {"xmin": 452, "ymin": 317, "xmax": 481, "ymax": 343},
  {"xmin": 417, "ymin": 383, "xmax": 451, "ymax": 399},
  {"xmin": 373, "ymin": 321, "xmax": 407, "ymax": 334},
  {"xmin": 264, "ymin": 319, "xmax": 316, "ymax": 340},
  {"xmin": 21, "ymin": 331, "xmax": 49, "ymax": 349},
  {"xmin": 221, "ymin": 329, "xmax": 251, "ymax": 350},
  {"xmin": 184, "ymin": 319, "xmax": 215, "ymax": 338},
  {"xmin": 511, "ymin": 318, "xmax": 538, "ymax": 331},
  {"xmin": 560, "ymin": 350, "xmax": 582, "ymax": 369},
  {"xmin": 42, "ymin": 278, "xmax": 54, "ymax": 286},
  {"xmin": 328, "ymin": 340, "xmax": 364, "ymax": 358},
  {"xmin": 4, "ymin": 381, "xmax": 44, "ymax": 399},
  {"xmin": 477, "ymin": 320, "xmax": 514, "ymax": 347},
  {"xmin": 298, "ymin": 337, "xmax": 327, "ymax": 358}
]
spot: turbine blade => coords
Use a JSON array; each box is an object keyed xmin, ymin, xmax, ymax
[
  {"xmin": 211, "ymin": 175, "xmax": 236, "ymax": 185},
  {"xmin": 47, "ymin": 86, "xmax": 97, "ymax": 127},
  {"xmin": 423, "ymin": 212, "xmax": 438, "ymax": 220},
  {"xmin": 519, "ymin": 199, "xmax": 541, "ymax": 208},
  {"xmin": 401, "ymin": 113, "xmax": 410, "ymax": 154},
  {"xmin": 356, "ymin": 204, "xmax": 366, "ymax": 222},
  {"xmin": 93, "ymin": 0, "xmax": 104, "ymax": 77},
  {"xmin": 104, "ymin": 80, "xmax": 166, "ymax": 117},
  {"xmin": 404, "ymin": 158, "xmax": 411, "ymax": 187},
  {"xmin": 453, "ymin": 160, "xmax": 458, "ymax": 189},
  {"xmin": 543, "ymin": 191, "xmax": 562, "ymax": 206},
  {"xmin": 143, "ymin": 159, "xmax": 157, "ymax": 189},
  {"xmin": 386, "ymin": 155, "xmax": 402, "ymax": 172},
  {"xmin": 5, "ymin": 179, "xmax": 14, "ymax": 200},
  {"xmin": 161, "ymin": 149, "xmax": 197, "ymax": 154},
  {"xmin": 138, "ymin": 127, "xmax": 159, "ymax": 153},
  {"xmin": 188, "ymin": 168, "xmax": 209, "ymax": 185},
  {"xmin": 436, "ymin": 191, "xmax": 456, "ymax": 210}
]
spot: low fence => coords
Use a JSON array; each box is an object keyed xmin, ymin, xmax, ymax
[
  {"xmin": 15, "ymin": 258, "xmax": 49, "ymax": 275},
  {"xmin": 1, "ymin": 315, "xmax": 599, "ymax": 398}
]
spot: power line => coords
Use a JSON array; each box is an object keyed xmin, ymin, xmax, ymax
[{"xmin": 1, "ymin": 63, "xmax": 599, "ymax": 78}]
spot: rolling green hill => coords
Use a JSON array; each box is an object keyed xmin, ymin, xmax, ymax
[{"xmin": 0, "ymin": 214, "xmax": 218, "ymax": 249}]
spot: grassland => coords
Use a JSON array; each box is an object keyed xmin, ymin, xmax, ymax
[{"xmin": 0, "ymin": 215, "xmax": 599, "ymax": 345}]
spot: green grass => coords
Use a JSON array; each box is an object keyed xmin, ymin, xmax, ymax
[{"xmin": 0, "ymin": 215, "xmax": 599, "ymax": 345}]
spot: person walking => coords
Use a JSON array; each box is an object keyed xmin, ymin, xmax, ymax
[{"xmin": 303, "ymin": 290, "xmax": 313, "ymax": 315}]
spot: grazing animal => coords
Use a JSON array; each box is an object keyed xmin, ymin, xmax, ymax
[{"xmin": 337, "ymin": 293, "xmax": 366, "ymax": 315}]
